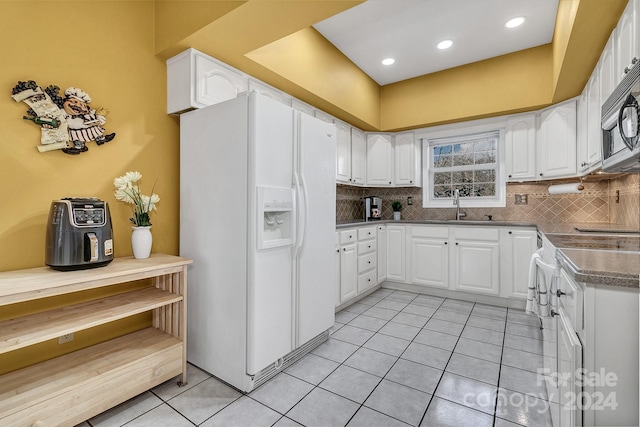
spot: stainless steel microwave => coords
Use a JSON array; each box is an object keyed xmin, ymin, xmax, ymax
[{"xmin": 601, "ymin": 60, "xmax": 640, "ymax": 172}]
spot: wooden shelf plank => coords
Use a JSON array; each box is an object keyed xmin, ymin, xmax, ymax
[
  {"xmin": 0, "ymin": 254, "xmax": 192, "ymax": 306},
  {"xmin": 0, "ymin": 328, "xmax": 182, "ymax": 420},
  {"xmin": 0, "ymin": 287, "xmax": 183, "ymax": 355}
]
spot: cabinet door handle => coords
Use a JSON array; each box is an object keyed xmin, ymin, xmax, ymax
[
  {"xmin": 455, "ymin": 242, "xmax": 459, "ymax": 245},
  {"xmin": 550, "ymin": 310, "xmax": 559, "ymax": 317},
  {"xmin": 336, "ymin": 249, "xmax": 340, "ymax": 253},
  {"xmin": 343, "ymin": 248, "xmax": 346, "ymax": 252},
  {"xmin": 508, "ymin": 231, "xmax": 512, "ymax": 235},
  {"xmin": 368, "ymin": 278, "xmax": 371, "ymax": 282},
  {"xmin": 539, "ymin": 173, "xmax": 543, "ymax": 177},
  {"xmin": 508, "ymin": 174, "xmax": 512, "ymax": 178},
  {"xmin": 444, "ymin": 242, "xmax": 448, "ymax": 245},
  {"xmin": 368, "ymin": 245, "xmax": 371, "ymax": 249},
  {"xmin": 368, "ymin": 261, "xmax": 371, "ymax": 264},
  {"xmin": 368, "ymin": 232, "xmax": 371, "ymax": 235},
  {"xmin": 556, "ymin": 290, "xmax": 566, "ymax": 297},
  {"xmin": 389, "ymin": 181, "xmax": 392, "ymax": 184}
]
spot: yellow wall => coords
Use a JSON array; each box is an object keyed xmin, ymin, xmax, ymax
[
  {"xmin": 0, "ymin": 1, "xmax": 179, "ymax": 374},
  {"xmin": 380, "ymin": 45, "xmax": 553, "ymax": 131}
]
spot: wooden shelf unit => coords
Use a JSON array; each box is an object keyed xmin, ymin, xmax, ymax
[{"xmin": 0, "ymin": 254, "xmax": 192, "ymax": 427}]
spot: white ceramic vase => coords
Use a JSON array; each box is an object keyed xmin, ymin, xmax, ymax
[
  {"xmin": 131, "ymin": 226, "xmax": 152, "ymax": 259},
  {"xmin": 393, "ymin": 211, "xmax": 401, "ymax": 220}
]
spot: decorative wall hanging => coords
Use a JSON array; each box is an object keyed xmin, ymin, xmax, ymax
[{"xmin": 11, "ymin": 80, "xmax": 116, "ymax": 155}]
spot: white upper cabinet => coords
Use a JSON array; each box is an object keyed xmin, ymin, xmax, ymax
[
  {"xmin": 366, "ymin": 133, "xmax": 394, "ymax": 186},
  {"xmin": 536, "ymin": 99, "xmax": 577, "ymax": 180},
  {"xmin": 577, "ymin": 71, "xmax": 603, "ymax": 174},
  {"xmin": 600, "ymin": 32, "xmax": 617, "ymax": 105},
  {"xmin": 576, "ymin": 90, "xmax": 589, "ymax": 174},
  {"xmin": 351, "ymin": 128, "xmax": 366, "ymax": 185},
  {"xmin": 335, "ymin": 121, "xmax": 352, "ymax": 184},
  {"xmin": 314, "ymin": 110, "xmax": 334, "ymax": 123},
  {"xmin": 615, "ymin": 0, "xmax": 639, "ymax": 85},
  {"xmin": 167, "ymin": 48, "xmax": 248, "ymax": 114},
  {"xmin": 394, "ymin": 132, "xmax": 421, "ymax": 187},
  {"xmin": 248, "ymin": 79, "xmax": 292, "ymax": 106},
  {"xmin": 505, "ymin": 113, "xmax": 537, "ymax": 181},
  {"xmin": 291, "ymin": 99, "xmax": 316, "ymax": 116}
]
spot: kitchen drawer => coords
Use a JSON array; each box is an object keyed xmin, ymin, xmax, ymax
[
  {"xmin": 340, "ymin": 229, "xmax": 357, "ymax": 244},
  {"xmin": 454, "ymin": 226, "xmax": 500, "ymax": 241},
  {"xmin": 357, "ymin": 269, "xmax": 377, "ymax": 293},
  {"xmin": 358, "ymin": 252, "xmax": 377, "ymax": 273},
  {"xmin": 558, "ymin": 267, "xmax": 584, "ymax": 334},
  {"xmin": 358, "ymin": 227, "xmax": 376, "ymax": 241},
  {"xmin": 358, "ymin": 240, "xmax": 377, "ymax": 255},
  {"xmin": 411, "ymin": 225, "xmax": 449, "ymax": 239}
]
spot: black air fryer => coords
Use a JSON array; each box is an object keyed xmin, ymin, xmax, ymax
[{"xmin": 45, "ymin": 198, "xmax": 114, "ymax": 271}]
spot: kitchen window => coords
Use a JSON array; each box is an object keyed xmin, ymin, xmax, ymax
[{"xmin": 422, "ymin": 129, "xmax": 506, "ymax": 208}]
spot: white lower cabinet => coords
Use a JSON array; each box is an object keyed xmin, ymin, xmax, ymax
[
  {"xmin": 451, "ymin": 227, "xmax": 500, "ymax": 296},
  {"xmin": 500, "ymin": 228, "xmax": 538, "ymax": 299},
  {"xmin": 339, "ymin": 223, "xmax": 538, "ymax": 304},
  {"xmin": 357, "ymin": 227, "xmax": 377, "ymax": 293},
  {"xmin": 338, "ymin": 229, "xmax": 358, "ymax": 303},
  {"xmin": 339, "ymin": 241, "xmax": 357, "ymax": 303},
  {"xmin": 581, "ymin": 279, "xmax": 639, "ymax": 427},
  {"xmin": 336, "ymin": 226, "xmax": 378, "ymax": 305},
  {"xmin": 376, "ymin": 225, "xmax": 387, "ymax": 283},
  {"xmin": 386, "ymin": 225, "xmax": 406, "ymax": 282},
  {"xmin": 409, "ymin": 225, "xmax": 449, "ymax": 288}
]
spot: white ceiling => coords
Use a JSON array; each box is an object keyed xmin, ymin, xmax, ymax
[{"xmin": 313, "ymin": 0, "xmax": 560, "ymax": 86}]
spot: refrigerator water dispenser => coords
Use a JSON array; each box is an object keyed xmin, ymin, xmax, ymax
[{"xmin": 257, "ymin": 186, "xmax": 295, "ymax": 249}]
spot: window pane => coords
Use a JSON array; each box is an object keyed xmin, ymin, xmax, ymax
[
  {"xmin": 452, "ymin": 170, "xmax": 473, "ymax": 183},
  {"xmin": 433, "ymin": 145, "xmax": 452, "ymax": 168},
  {"xmin": 433, "ymin": 185, "xmax": 452, "ymax": 198},
  {"xmin": 475, "ymin": 150, "xmax": 496, "ymax": 164},
  {"xmin": 453, "ymin": 184, "xmax": 473, "ymax": 197},
  {"xmin": 473, "ymin": 182, "xmax": 496, "ymax": 197},
  {"xmin": 433, "ymin": 172, "xmax": 451, "ymax": 185},
  {"xmin": 474, "ymin": 169, "xmax": 495, "ymax": 182}
]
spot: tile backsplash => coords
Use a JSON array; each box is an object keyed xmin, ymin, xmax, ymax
[{"xmin": 337, "ymin": 173, "xmax": 640, "ymax": 229}]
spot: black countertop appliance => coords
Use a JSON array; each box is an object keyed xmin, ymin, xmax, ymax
[{"xmin": 45, "ymin": 198, "xmax": 114, "ymax": 271}]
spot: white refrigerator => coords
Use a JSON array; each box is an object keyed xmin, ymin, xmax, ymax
[{"xmin": 180, "ymin": 91, "xmax": 336, "ymax": 392}]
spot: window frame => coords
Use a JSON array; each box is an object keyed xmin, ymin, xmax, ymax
[{"xmin": 421, "ymin": 125, "xmax": 506, "ymax": 208}]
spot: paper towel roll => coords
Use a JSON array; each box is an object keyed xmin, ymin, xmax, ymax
[{"xmin": 548, "ymin": 183, "xmax": 584, "ymax": 194}]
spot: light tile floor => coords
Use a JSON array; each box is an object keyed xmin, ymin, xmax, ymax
[{"xmin": 79, "ymin": 289, "xmax": 557, "ymax": 427}]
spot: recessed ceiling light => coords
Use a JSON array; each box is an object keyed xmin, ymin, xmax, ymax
[
  {"xmin": 381, "ymin": 58, "xmax": 395, "ymax": 65},
  {"xmin": 437, "ymin": 40, "xmax": 453, "ymax": 50},
  {"xmin": 505, "ymin": 17, "xmax": 525, "ymax": 28}
]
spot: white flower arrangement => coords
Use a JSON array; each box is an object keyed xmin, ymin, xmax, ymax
[{"xmin": 113, "ymin": 171, "xmax": 160, "ymax": 226}]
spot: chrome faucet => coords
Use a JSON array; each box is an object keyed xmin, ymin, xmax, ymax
[{"xmin": 453, "ymin": 189, "xmax": 466, "ymax": 220}]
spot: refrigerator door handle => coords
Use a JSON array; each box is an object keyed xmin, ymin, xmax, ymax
[
  {"xmin": 293, "ymin": 171, "xmax": 304, "ymax": 254},
  {"xmin": 297, "ymin": 172, "xmax": 308, "ymax": 253}
]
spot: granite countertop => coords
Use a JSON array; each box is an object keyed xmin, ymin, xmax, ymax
[
  {"xmin": 336, "ymin": 219, "xmax": 537, "ymax": 229},
  {"xmin": 556, "ymin": 249, "xmax": 640, "ymax": 288}
]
